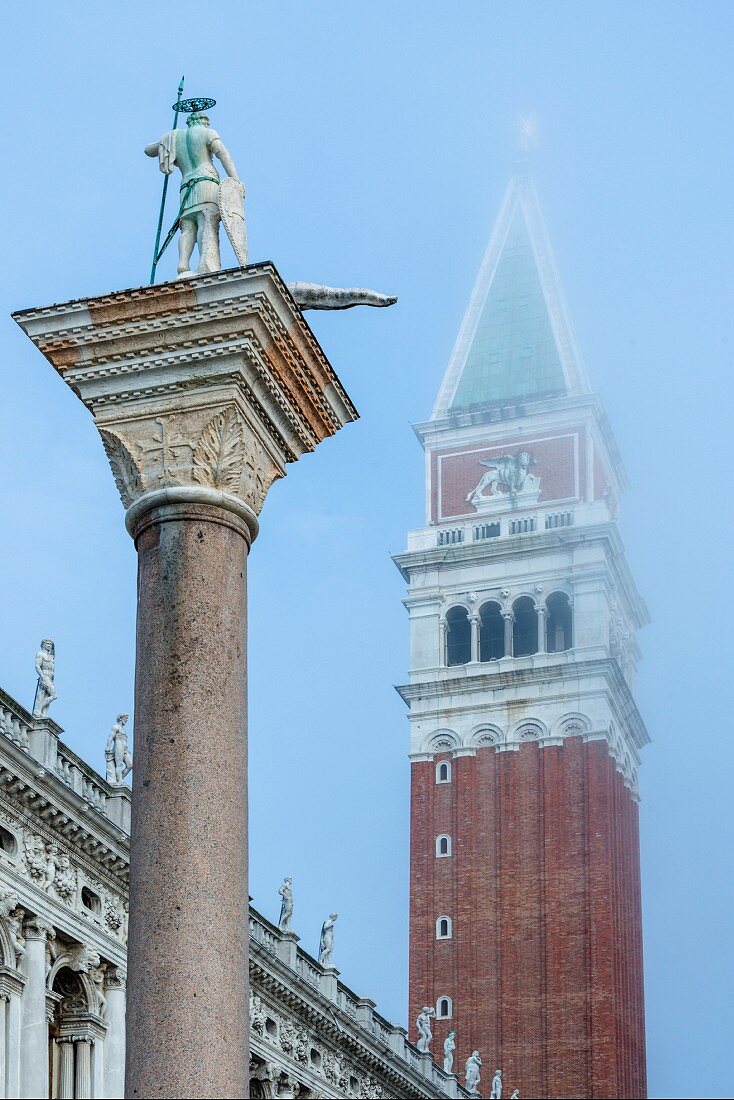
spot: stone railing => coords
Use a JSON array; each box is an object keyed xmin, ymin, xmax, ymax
[
  {"xmin": 54, "ymin": 741, "xmax": 110, "ymax": 815},
  {"xmin": 0, "ymin": 694, "xmax": 31, "ymax": 751},
  {"xmin": 248, "ymin": 907, "xmax": 469, "ymax": 1098},
  {"xmin": 0, "ymin": 688, "xmax": 132, "ymax": 830},
  {"xmin": 406, "ymin": 500, "xmax": 616, "ymax": 553}
]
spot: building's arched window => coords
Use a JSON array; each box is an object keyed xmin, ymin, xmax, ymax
[
  {"xmin": 546, "ymin": 592, "xmax": 573, "ymax": 652},
  {"xmin": 436, "ymin": 916, "xmax": 453, "ymax": 939},
  {"xmin": 436, "ymin": 996, "xmax": 453, "ymax": 1019},
  {"xmin": 512, "ymin": 596, "xmax": 538, "ymax": 657},
  {"xmin": 435, "ymin": 760, "xmax": 451, "ymax": 784},
  {"xmin": 479, "ymin": 600, "xmax": 504, "ymax": 661},
  {"xmin": 445, "ymin": 606, "xmax": 471, "ymax": 666},
  {"xmin": 435, "ymin": 834, "xmax": 452, "ymax": 857}
]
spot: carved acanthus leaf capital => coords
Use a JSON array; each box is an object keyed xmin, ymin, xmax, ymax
[{"xmin": 98, "ymin": 405, "xmax": 281, "ymax": 521}]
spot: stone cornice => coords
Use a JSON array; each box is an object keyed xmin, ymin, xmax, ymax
[
  {"xmin": 0, "ymin": 742, "xmax": 129, "ymax": 890},
  {"xmin": 396, "ymin": 656, "xmax": 650, "ymax": 750},
  {"xmin": 250, "ymin": 953, "xmax": 462, "ymax": 1098}
]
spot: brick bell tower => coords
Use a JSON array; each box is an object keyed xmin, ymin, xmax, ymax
[{"xmin": 396, "ymin": 161, "xmax": 649, "ymax": 1099}]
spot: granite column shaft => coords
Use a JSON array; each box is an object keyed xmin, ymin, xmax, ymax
[{"xmin": 125, "ymin": 500, "xmax": 251, "ymax": 1099}]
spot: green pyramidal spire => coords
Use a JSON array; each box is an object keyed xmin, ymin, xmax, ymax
[{"xmin": 433, "ymin": 163, "xmax": 590, "ymax": 419}]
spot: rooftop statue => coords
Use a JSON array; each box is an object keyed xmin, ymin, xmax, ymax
[
  {"xmin": 32, "ymin": 639, "xmax": 56, "ymax": 719},
  {"xmin": 415, "ymin": 1005, "xmax": 435, "ymax": 1053},
  {"xmin": 105, "ymin": 713, "xmax": 133, "ymax": 785},
  {"xmin": 465, "ymin": 1051, "xmax": 482, "ymax": 1095},
  {"xmin": 318, "ymin": 912, "xmax": 338, "ymax": 967},
  {"xmin": 145, "ymin": 86, "xmax": 396, "ymax": 310},
  {"xmin": 278, "ymin": 876, "xmax": 294, "ymax": 932}
]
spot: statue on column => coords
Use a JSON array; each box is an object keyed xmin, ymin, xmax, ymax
[
  {"xmin": 465, "ymin": 1051, "xmax": 482, "ymax": 1096},
  {"xmin": 490, "ymin": 1066, "xmax": 503, "ymax": 1098},
  {"xmin": 278, "ymin": 876, "xmax": 294, "ymax": 932},
  {"xmin": 145, "ymin": 96, "xmax": 396, "ymax": 309},
  {"xmin": 443, "ymin": 1030, "xmax": 456, "ymax": 1073},
  {"xmin": 318, "ymin": 913, "xmax": 338, "ymax": 967},
  {"xmin": 415, "ymin": 1006, "xmax": 435, "ymax": 1053},
  {"xmin": 32, "ymin": 639, "xmax": 57, "ymax": 719},
  {"xmin": 146, "ymin": 110, "xmax": 243, "ymax": 278},
  {"xmin": 105, "ymin": 714, "xmax": 133, "ymax": 784}
]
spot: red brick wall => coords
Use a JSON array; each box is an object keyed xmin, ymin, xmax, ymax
[{"xmin": 409, "ymin": 740, "xmax": 646, "ymax": 1099}]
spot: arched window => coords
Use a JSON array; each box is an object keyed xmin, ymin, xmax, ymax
[
  {"xmin": 512, "ymin": 596, "xmax": 538, "ymax": 657},
  {"xmin": 436, "ymin": 996, "xmax": 453, "ymax": 1019},
  {"xmin": 546, "ymin": 592, "xmax": 573, "ymax": 652},
  {"xmin": 435, "ymin": 760, "xmax": 451, "ymax": 784},
  {"xmin": 435, "ymin": 834, "xmax": 452, "ymax": 857},
  {"xmin": 436, "ymin": 916, "xmax": 452, "ymax": 940},
  {"xmin": 445, "ymin": 606, "xmax": 471, "ymax": 666},
  {"xmin": 479, "ymin": 600, "xmax": 504, "ymax": 661}
]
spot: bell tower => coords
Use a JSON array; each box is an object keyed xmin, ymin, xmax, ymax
[{"xmin": 397, "ymin": 161, "xmax": 649, "ymax": 1099}]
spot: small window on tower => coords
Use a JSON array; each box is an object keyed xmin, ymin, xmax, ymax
[
  {"xmin": 436, "ymin": 916, "xmax": 453, "ymax": 940},
  {"xmin": 436, "ymin": 996, "xmax": 453, "ymax": 1019},
  {"xmin": 435, "ymin": 761, "xmax": 452, "ymax": 784},
  {"xmin": 435, "ymin": 834, "xmax": 452, "ymax": 857},
  {"xmin": 445, "ymin": 606, "xmax": 471, "ymax": 666}
]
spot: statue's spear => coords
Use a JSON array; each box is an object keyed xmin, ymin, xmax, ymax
[{"xmin": 149, "ymin": 76, "xmax": 185, "ymax": 285}]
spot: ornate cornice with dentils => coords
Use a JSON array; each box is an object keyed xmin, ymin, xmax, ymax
[{"xmin": 0, "ymin": 743, "xmax": 129, "ymax": 891}]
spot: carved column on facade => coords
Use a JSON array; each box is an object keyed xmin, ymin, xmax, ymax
[
  {"xmin": 438, "ymin": 618, "xmax": 447, "ymax": 667},
  {"xmin": 0, "ymin": 964, "xmax": 24, "ymax": 1100},
  {"xmin": 501, "ymin": 609, "xmax": 514, "ymax": 657},
  {"xmin": 57, "ymin": 1038, "xmax": 75, "ymax": 1099},
  {"xmin": 19, "ymin": 918, "xmax": 54, "ymax": 1100},
  {"xmin": 469, "ymin": 615, "xmax": 480, "ymax": 663},
  {"xmin": 103, "ymin": 966, "xmax": 126, "ymax": 1100},
  {"xmin": 14, "ymin": 266, "xmax": 357, "ymax": 1100},
  {"xmin": 535, "ymin": 603, "xmax": 546, "ymax": 653},
  {"xmin": 73, "ymin": 1037, "xmax": 92, "ymax": 1099}
]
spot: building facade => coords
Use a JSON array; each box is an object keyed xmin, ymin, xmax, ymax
[
  {"xmin": 398, "ymin": 163, "xmax": 649, "ymax": 1098},
  {"xmin": 0, "ymin": 683, "xmax": 470, "ymax": 1100}
]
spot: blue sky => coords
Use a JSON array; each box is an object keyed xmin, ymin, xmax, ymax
[{"xmin": 2, "ymin": 3, "xmax": 733, "ymax": 1096}]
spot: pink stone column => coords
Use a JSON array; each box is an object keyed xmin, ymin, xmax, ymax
[{"xmin": 125, "ymin": 499, "xmax": 253, "ymax": 1099}]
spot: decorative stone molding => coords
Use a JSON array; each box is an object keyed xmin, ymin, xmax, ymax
[{"xmin": 13, "ymin": 265, "xmax": 359, "ymax": 541}]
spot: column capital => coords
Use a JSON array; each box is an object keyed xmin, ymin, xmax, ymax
[
  {"xmin": 13, "ymin": 265, "xmax": 358, "ymax": 541},
  {"xmin": 501, "ymin": 608, "xmax": 515, "ymax": 621},
  {"xmin": 104, "ymin": 965, "xmax": 127, "ymax": 991},
  {"xmin": 23, "ymin": 917, "xmax": 55, "ymax": 942}
]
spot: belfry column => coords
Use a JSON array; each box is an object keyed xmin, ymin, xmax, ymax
[{"xmin": 13, "ymin": 266, "xmax": 357, "ymax": 1099}]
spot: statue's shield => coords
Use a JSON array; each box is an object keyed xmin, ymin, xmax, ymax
[{"xmin": 218, "ymin": 177, "xmax": 248, "ymax": 266}]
